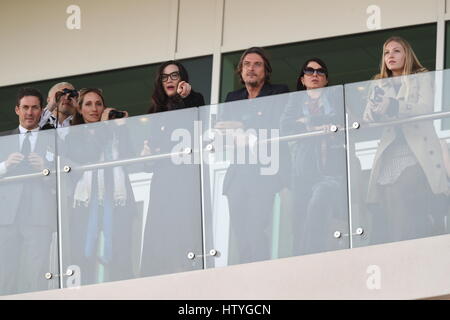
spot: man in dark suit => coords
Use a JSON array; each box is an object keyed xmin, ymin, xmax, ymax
[
  {"xmin": 215, "ymin": 47, "xmax": 290, "ymax": 264},
  {"xmin": 222, "ymin": 47, "xmax": 289, "ymax": 102},
  {"xmin": 0, "ymin": 88, "xmax": 57, "ymax": 295}
]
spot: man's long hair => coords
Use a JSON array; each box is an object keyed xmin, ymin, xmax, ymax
[{"xmin": 236, "ymin": 47, "xmax": 272, "ymax": 85}]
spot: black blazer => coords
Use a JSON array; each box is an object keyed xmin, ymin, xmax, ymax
[
  {"xmin": 280, "ymin": 89, "xmax": 345, "ymax": 182},
  {"xmin": 0, "ymin": 128, "xmax": 56, "ymax": 226},
  {"xmin": 225, "ymin": 83, "xmax": 289, "ymax": 102},
  {"xmin": 220, "ymin": 83, "xmax": 290, "ymax": 128},
  {"xmin": 220, "ymin": 82, "xmax": 291, "ymax": 196}
]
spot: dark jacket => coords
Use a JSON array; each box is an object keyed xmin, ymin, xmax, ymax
[
  {"xmin": 280, "ymin": 89, "xmax": 345, "ymax": 185},
  {"xmin": 225, "ymin": 83, "xmax": 289, "ymax": 102},
  {"xmin": 219, "ymin": 82, "xmax": 290, "ymax": 196},
  {"xmin": 152, "ymin": 90, "xmax": 205, "ymax": 113}
]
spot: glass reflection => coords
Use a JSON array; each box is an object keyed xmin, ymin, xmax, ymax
[
  {"xmin": 281, "ymin": 87, "xmax": 350, "ymax": 255},
  {"xmin": 206, "ymin": 93, "xmax": 292, "ymax": 265},
  {"xmin": 63, "ymin": 121, "xmax": 138, "ymax": 285},
  {"xmin": 350, "ymin": 71, "xmax": 449, "ymax": 244},
  {"xmin": 0, "ymin": 131, "xmax": 57, "ymax": 295},
  {"xmin": 139, "ymin": 110, "xmax": 202, "ymax": 277}
]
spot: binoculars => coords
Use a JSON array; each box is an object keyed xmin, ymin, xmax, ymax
[
  {"xmin": 108, "ymin": 109, "xmax": 126, "ymax": 119},
  {"xmin": 55, "ymin": 88, "xmax": 79, "ymax": 101}
]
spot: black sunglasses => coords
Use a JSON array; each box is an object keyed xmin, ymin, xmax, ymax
[
  {"xmin": 55, "ymin": 88, "xmax": 79, "ymax": 101},
  {"xmin": 161, "ymin": 71, "xmax": 180, "ymax": 82},
  {"xmin": 303, "ymin": 67, "xmax": 327, "ymax": 76}
]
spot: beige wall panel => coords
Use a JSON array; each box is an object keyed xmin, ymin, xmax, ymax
[
  {"xmin": 222, "ymin": 0, "xmax": 438, "ymax": 52},
  {"xmin": 445, "ymin": 0, "xmax": 450, "ymax": 19},
  {"xmin": 6, "ymin": 234, "xmax": 450, "ymax": 299},
  {"xmin": 176, "ymin": 0, "xmax": 217, "ymax": 59},
  {"xmin": 0, "ymin": 0, "xmax": 174, "ymax": 86}
]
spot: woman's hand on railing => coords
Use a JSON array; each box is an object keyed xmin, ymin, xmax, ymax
[
  {"xmin": 295, "ymin": 117, "xmax": 307, "ymax": 124},
  {"xmin": 140, "ymin": 140, "xmax": 151, "ymax": 157},
  {"xmin": 312, "ymin": 124, "xmax": 333, "ymax": 132}
]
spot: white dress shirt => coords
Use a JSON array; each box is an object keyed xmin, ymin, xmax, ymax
[
  {"xmin": 18, "ymin": 125, "xmax": 39, "ymax": 152},
  {"xmin": 39, "ymin": 108, "xmax": 73, "ymax": 128}
]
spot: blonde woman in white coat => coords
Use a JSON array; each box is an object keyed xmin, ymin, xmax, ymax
[{"xmin": 363, "ymin": 36, "xmax": 448, "ymax": 242}]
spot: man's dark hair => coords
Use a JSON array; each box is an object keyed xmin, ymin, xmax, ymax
[
  {"xmin": 16, "ymin": 87, "xmax": 44, "ymax": 108},
  {"xmin": 236, "ymin": 47, "xmax": 272, "ymax": 84}
]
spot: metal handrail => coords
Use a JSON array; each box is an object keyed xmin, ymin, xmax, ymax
[
  {"xmin": 0, "ymin": 149, "xmax": 192, "ymax": 183},
  {"xmin": 0, "ymin": 171, "xmax": 45, "ymax": 183},
  {"xmin": 72, "ymin": 148, "xmax": 192, "ymax": 171},
  {"xmin": 359, "ymin": 110, "xmax": 450, "ymax": 129},
  {"xmin": 266, "ymin": 110, "xmax": 450, "ymax": 143},
  {"xmin": 2, "ymin": 110, "xmax": 450, "ymax": 182}
]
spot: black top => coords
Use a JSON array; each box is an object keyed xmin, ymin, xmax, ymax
[
  {"xmin": 219, "ymin": 82, "xmax": 290, "ymax": 127},
  {"xmin": 219, "ymin": 82, "xmax": 291, "ymax": 195},
  {"xmin": 152, "ymin": 90, "xmax": 205, "ymax": 113},
  {"xmin": 181, "ymin": 90, "xmax": 205, "ymax": 109}
]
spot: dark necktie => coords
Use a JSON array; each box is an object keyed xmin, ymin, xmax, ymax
[
  {"xmin": 18, "ymin": 131, "xmax": 33, "ymax": 220},
  {"xmin": 21, "ymin": 131, "xmax": 31, "ymax": 156}
]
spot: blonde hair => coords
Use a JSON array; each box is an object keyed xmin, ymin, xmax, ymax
[{"xmin": 374, "ymin": 36, "xmax": 427, "ymax": 80}]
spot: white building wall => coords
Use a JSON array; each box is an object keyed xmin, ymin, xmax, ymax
[
  {"xmin": 0, "ymin": 0, "xmax": 447, "ymax": 88},
  {"xmin": 221, "ymin": 0, "xmax": 438, "ymax": 52},
  {"xmin": 0, "ymin": 0, "xmax": 177, "ymax": 86},
  {"xmin": 4, "ymin": 234, "xmax": 450, "ymax": 300}
]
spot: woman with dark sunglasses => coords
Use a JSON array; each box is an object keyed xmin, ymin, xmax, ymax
[
  {"xmin": 297, "ymin": 58, "xmax": 328, "ymax": 91},
  {"xmin": 140, "ymin": 60, "xmax": 205, "ymax": 277},
  {"xmin": 281, "ymin": 58, "xmax": 350, "ymax": 256}
]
